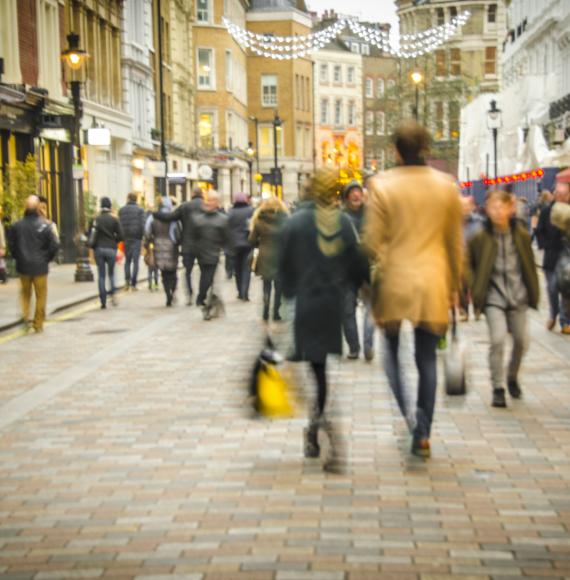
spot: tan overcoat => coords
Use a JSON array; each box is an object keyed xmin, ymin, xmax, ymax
[{"xmin": 363, "ymin": 166, "xmax": 463, "ymax": 335}]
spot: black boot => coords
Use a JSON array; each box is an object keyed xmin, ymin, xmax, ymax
[
  {"xmin": 322, "ymin": 418, "xmax": 346, "ymax": 474},
  {"xmin": 492, "ymin": 388, "xmax": 507, "ymax": 408},
  {"xmin": 263, "ymin": 304, "xmax": 270, "ymax": 322},
  {"xmin": 304, "ymin": 419, "xmax": 320, "ymax": 458},
  {"xmin": 507, "ymin": 378, "xmax": 522, "ymax": 399}
]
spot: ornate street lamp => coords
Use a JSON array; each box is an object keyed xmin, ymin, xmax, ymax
[
  {"xmin": 272, "ymin": 110, "xmax": 282, "ymax": 196},
  {"xmin": 487, "ymin": 99, "xmax": 502, "ymax": 179},
  {"xmin": 61, "ymin": 32, "xmax": 93, "ymax": 282},
  {"xmin": 410, "ymin": 70, "xmax": 423, "ymax": 122},
  {"xmin": 246, "ymin": 142, "xmax": 255, "ymax": 197}
]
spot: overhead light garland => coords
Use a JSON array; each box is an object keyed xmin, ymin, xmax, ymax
[{"xmin": 223, "ymin": 11, "xmax": 470, "ymax": 60}]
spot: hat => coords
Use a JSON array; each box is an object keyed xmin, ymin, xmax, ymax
[
  {"xmin": 100, "ymin": 196, "xmax": 112, "ymax": 209},
  {"xmin": 342, "ymin": 180, "xmax": 363, "ymax": 200},
  {"xmin": 310, "ymin": 167, "xmax": 340, "ymax": 206}
]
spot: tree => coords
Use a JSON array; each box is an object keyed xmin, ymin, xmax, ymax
[{"xmin": 1, "ymin": 154, "xmax": 39, "ymax": 223}]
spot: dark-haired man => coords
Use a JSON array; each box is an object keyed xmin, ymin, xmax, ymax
[{"xmin": 119, "ymin": 192, "xmax": 146, "ymax": 290}]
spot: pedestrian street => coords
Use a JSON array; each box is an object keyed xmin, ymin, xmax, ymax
[{"xmin": 0, "ymin": 280, "xmax": 569, "ymax": 580}]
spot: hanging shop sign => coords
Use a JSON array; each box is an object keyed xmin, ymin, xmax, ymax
[
  {"xmin": 86, "ymin": 127, "xmax": 111, "ymax": 146},
  {"xmin": 148, "ymin": 160, "xmax": 167, "ymax": 178},
  {"xmin": 198, "ymin": 164, "xmax": 214, "ymax": 181}
]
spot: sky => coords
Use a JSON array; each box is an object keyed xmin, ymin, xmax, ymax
[{"xmin": 306, "ymin": 0, "xmax": 399, "ymax": 33}]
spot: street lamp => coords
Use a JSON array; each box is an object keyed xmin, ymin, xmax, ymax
[
  {"xmin": 248, "ymin": 115, "xmax": 260, "ymax": 188},
  {"xmin": 246, "ymin": 142, "xmax": 255, "ymax": 197},
  {"xmin": 272, "ymin": 110, "xmax": 282, "ymax": 196},
  {"xmin": 410, "ymin": 71, "xmax": 423, "ymax": 122},
  {"xmin": 61, "ymin": 32, "xmax": 93, "ymax": 282},
  {"xmin": 487, "ymin": 99, "xmax": 502, "ymax": 179}
]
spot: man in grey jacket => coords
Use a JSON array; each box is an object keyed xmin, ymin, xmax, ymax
[
  {"xmin": 193, "ymin": 191, "xmax": 230, "ymax": 307},
  {"xmin": 119, "ymin": 193, "xmax": 145, "ymax": 290}
]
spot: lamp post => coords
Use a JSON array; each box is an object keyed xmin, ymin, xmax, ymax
[
  {"xmin": 248, "ymin": 115, "xmax": 260, "ymax": 193},
  {"xmin": 487, "ymin": 99, "xmax": 502, "ymax": 179},
  {"xmin": 411, "ymin": 71, "xmax": 423, "ymax": 122},
  {"xmin": 272, "ymin": 110, "xmax": 282, "ymax": 195},
  {"xmin": 246, "ymin": 142, "xmax": 255, "ymax": 197},
  {"xmin": 61, "ymin": 32, "xmax": 93, "ymax": 282}
]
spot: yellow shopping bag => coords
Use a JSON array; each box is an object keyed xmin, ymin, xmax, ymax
[{"xmin": 257, "ymin": 361, "xmax": 295, "ymax": 418}]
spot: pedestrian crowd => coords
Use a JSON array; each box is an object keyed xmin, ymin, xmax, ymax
[{"xmin": 4, "ymin": 121, "xmax": 570, "ymax": 474}]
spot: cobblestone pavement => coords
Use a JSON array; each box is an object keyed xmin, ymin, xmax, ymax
[{"xmin": 1, "ymin": 275, "xmax": 569, "ymax": 580}]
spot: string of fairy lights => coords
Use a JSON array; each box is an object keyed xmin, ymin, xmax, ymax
[{"xmin": 222, "ymin": 11, "xmax": 471, "ymax": 61}]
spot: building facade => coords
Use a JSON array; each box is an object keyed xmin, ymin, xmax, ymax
[
  {"xmin": 0, "ymin": 0, "xmax": 77, "ymax": 261},
  {"xmin": 194, "ymin": 0, "xmax": 249, "ymax": 205},
  {"xmin": 396, "ymin": 0, "xmax": 506, "ymax": 175},
  {"xmin": 459, "ymin": 0, "xmax": 570, "ymax": 180},
  {"xmin": 122, "ymin": 0, "xmax": 157, "ymax": 204},
  {"xmin": 312, "ymin": 33, "xmax": 363, "ymax": 180},
  {"xmin": 247, "ymin": 0, "xmax": 314, "ymax": 202}
]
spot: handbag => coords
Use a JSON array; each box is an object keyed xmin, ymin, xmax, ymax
[
  {"xmin": 443, "ymin": 308, "xmax": 467, "ymax": 396},
  {"xmin": 87, "ymin": 220, "xmax": 97, "ymax": 248},
  {"xmin": 250, "ymin": 248, "xmax": 259, "ymax": 273},
  {"xmin": 144, "ymin": 243, "xmax": 155, "ymax": 268},
  {"xmin": 555, "ymin": 246, "xmax": 570, "ymax": 299}
]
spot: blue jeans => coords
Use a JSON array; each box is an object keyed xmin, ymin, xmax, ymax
[
  {"xmin": 545, "ymin": 269, "xmax": 570, "ymax": 327},
  {"xmin": 384, "ymin": 326, "xmax": 440, "ymax": 440},
  {"xmin": 95, "ymin": 247, "xmax": 117, "ymax": 307},
  {"xmin": 124, "ymin": 239, "xmax": 142, "ymax": 288}
]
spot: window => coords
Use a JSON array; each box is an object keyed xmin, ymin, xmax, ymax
[
  {"xmin": 449, "ymin": 101, "xmax": 460, "ymax": 139},
  {"xmin": 365, "ymin": 77, "xmax": 373, "ymax": 98},
  {"xmin": 320, "ymin": 63, "xmax": 328, "ymax": 83},
  {"xmin": 361, "ymin": 44, "xmax": 370, "ymax": 55},
  {"xmin": 376, "ymin": 111, "xmax": 385, "ymax": 135},
  {"xmin": 435, "ymin": 102, "xmax": 445, "ymax": 140},
  {"xmin": 436, "ymin": 8, "xmax": 445, "ymax": 26},
  {"xmin": 199, "ymin": 112, "xmax": 215, "ymax": 148},
  {"xmin": 198, "ymin": 49, "xmax": 214, "ymax": 89},
  {"xmin": 348, "ymin": 101, "xmax": 356, "ymax": 126},
  {"xmin": 225, "ymin": 50, "xmax": 233, "ymax": 92},
  {"xmin": 351, "ymin": 43, "xmax": 360, "ymax": 54},
  {"xmin": 334, "ymin": 99, "xmax": 342, "ymax": 125},
  {"xmin": 37, "ymin": 0, "xmax": 61, "ymax": 97},
  {"xmin": 197, "ymin": 0, "xmax": 210, "ymax": 22},
  {"xmin": 377, "ymin": 78, "xmax": 385, "ymax": 97},
  {"xmin": 261, "ymin": 74, "xmax": 278, "ymax": 106},
  {"xmin": 387, "ymin": 79, "xmax": 395, "ymax": 95},
  {"xmin": 333, "ymin": 65, "xmax": 342, "ymax": 83},
  {"xmin": 449, "ymin": 6, "xmax": 457, "ymax": 20},
  {"xmin": 450, "ymin": 48, "xmax": 461, "ymax": 76},
  {"xmin": 259, "ymin": 125, "xmax": 283, "ymax": 158},
  {"xmin": 485, "ymin": 46, "xmax": 497, "ymax": 75},
  {"xmin": 435, "ymin": 50, "xmax": 446, "ymax": 76},
  {"xmin": 320, "ymin": 98, "xmax": 329, "ymax": 124},
  {"xmin": 379, "ymin": 149, "xmax": 386, "ymax": 171},
  {"xmin": 488, "ymin": 4, "xmax": 497, "ymax": 24},
  {"xmin": 347, "ymin": 66, "xmax": 355, "ymax": 84},
  {"xmin": 365, "ymin": 111, "xmax": 374, "ymax": 135}
]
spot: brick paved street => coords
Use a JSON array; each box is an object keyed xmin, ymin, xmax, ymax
[{"xmin": 1, "ymin": 275, "xmax": 569, "ymax": 580}]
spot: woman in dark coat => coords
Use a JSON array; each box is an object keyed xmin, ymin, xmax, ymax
[
  {"xmin": 279, "ymin": 167, "xmax": 369, "ymax": 472},
  {"xmin": 145, "ymin": 197, "xmax": 180, "ymax": 307},
  {"xmin": 228, "ymin": 193, "xmax": 254, "ymax": 301},
  {"xmin": 249, "ymin": 196, "xmax": 288, "ymax": 321}
]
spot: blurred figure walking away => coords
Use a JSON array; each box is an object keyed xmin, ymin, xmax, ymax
[
  {"xmin": 7, "ymin": 195, "xmax": 60, "ymax": 332},
  {"xmin": 228, "ymin": 193, "xmax": 254, "ymax": 301},
  {"xmin": 249, "ymin": 195, "xmax": 288, "ymax": 322},
  {"xmin": 536, "ymin": 178, "xmax": 570, "ymax": 333},
  {"xmin": 468, "ymin": 189, "xmax": 539, "ymax": 408},
  {"xmin": 145, "ymin": 197, "xmax": 181, "ymax": 307},
  {"xmin": 153, "ymin": 186, "xmax": 204, "ymax": 305},
  {"xmin": 0, "ymin": 206, "xmax": 6, "ymax": 284},
  {"xmin": 280, "ymin": 167, "xmax": 369, "ymax": 473},
  {"xmin": 194, "ymin": 191, "xmax": 230, "ymax": 309},
  {"xmin": 90, "ymin": 197, "xmax": 124, "ymax": 309},
  {"xmin": 119, "ymin": 192, "xmax": 146, "ymax": 291},
  {"xmin": 364, "ymin": 122, "xmax": 463, "ymax": 459},
  {"xmin": 459, "ymin": 195, "xmax": 483, "ymax": 321},
  {"xmin": 342, "ymin": 180, "xmax": 375, "ymax": 360}
]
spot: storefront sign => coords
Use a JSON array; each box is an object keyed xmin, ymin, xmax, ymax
[
  {"xmin": 73, "ymin": 164, "xmax": 84, "ymax": 180},
  {"xmin": 86, "ymin": 127, "xmax": 111, "ymax": 146},
  {"xmin": 40, "ymin": 128, "xmax": 70, "ymax": 142},
  {"xmin": 148, "ymin": 160, "xmax": 167, "ymax": 178}
]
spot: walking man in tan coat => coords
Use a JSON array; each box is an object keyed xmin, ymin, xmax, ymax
[{"xmin": 364, "ymin": 122, "xmax": 463, "ymax": 458}]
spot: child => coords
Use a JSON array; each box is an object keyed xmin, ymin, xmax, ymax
[{"xmin": 468, "ymin": 189, "xmax": 539, "ymax": 408}]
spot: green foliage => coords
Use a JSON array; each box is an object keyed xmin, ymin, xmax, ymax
[
  {"xmin": 83, "ymin": 190, "xmax": 98, "ymax": 226},
  {"xmin": 1, "ymin": 154, "xmax": 39, "ymax": 222}
]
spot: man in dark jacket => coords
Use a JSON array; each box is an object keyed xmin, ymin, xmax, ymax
[
  {"xmin": 153, "ymin": 186, "xmax": 203, "ymax": 304},
  {"xmin": 468, "ymin": 189, "xmax": 539, "ymax": 408},
  {"xmin": 341, "ymin": 180, "xmax": 374, "ymax": 360},
  {"xmin": 7, "ymin": 195, "xmax": 60, "ymax": 332},
  {"xmin": 90, "ymin": 197, "xmax": 124, "ymax": 309},
  {"xmin": 228, "ymin": 193, "xmax": 254, "ymax": 300},
  {"xmin": 119, "ymin": 192, "xmax": 145, "ymax": 290},
  {"xmin": 536, "ymin": 179, "xmax": 570, "ymax": 333},
  {"xmin": 194, "ymin": 191, "xmax": 230, "ymax": 307}
]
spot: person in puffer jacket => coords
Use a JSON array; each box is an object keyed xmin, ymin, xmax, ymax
[{"xmin": 228, "ymin": 193, "xmax": 254, "ymax": 301}]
